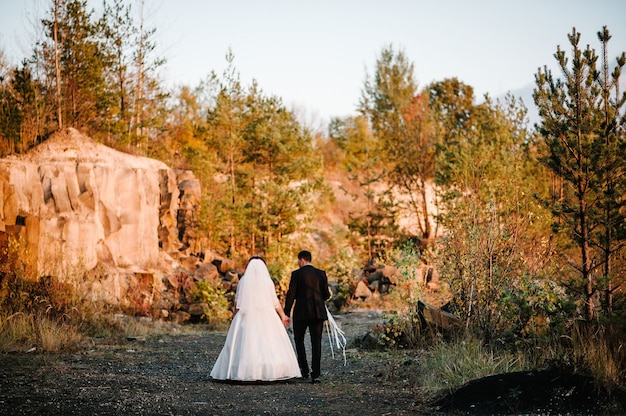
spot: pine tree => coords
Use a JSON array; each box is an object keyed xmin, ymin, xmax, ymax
[
  {"xmin": 37, "ymin": 0, "xmax": 112, "ymax": 133},
  {"xmin": 102, "ymin": 0, "xmax": 136, "ymax": 142},
  {"xmin": 0, "ymin": 75, "xmax": 22, "ymax": 154},
  {"xmin": 128, "ymin": 0, "xmax": 167, "ymax": 151},
  {"xmin": 593, "ymin": 27, "xmax": 626, "ymax": 314},
  {"xmin": 534, "ymin": 27, "xmax": 626, "ymax": 320},
  {"xmin": 0, "ymin": 62, "xmax": 51, "ymax": 154},
  {"xmin": 202, "ymin": 51, "xmax": 321, "ymax": 257}
]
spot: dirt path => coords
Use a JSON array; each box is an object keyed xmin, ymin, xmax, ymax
[
  {"xmin": 3, "ymin": 309, "xmax": 622, "ymax": 415},
  {"xmin": 0, "ymin": 309, "xmax": 439, "ymax": 416}
]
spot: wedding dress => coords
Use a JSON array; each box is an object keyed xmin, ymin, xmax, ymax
[{"xmin": 210, "ymin": 258, "xmax": 301, "ymax": 381}]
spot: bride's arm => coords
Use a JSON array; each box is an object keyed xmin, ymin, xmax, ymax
[{"xmin": 275, "ymin": 304, "xmax": 290, "ymax": 326}]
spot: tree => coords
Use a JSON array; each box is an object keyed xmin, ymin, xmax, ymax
[
  {"xmin": 0, "ymin": 79, "xmax": 22, "ymax": 154},
  {"xmin": 240, "ymin": 83, "xmax": 321, "ymax": 254},
  {"xmin": 37, "ymin": 0, "xmax": 112, "ymax": 133},
  {"xmin": 595, "ymin": 27, "xmax": 626, "ymax": 314},
  {"xmin": 393, "ymin": 90, "xmax": 437, "ymax": 241},
  {"xmin": 130, "ymin": 0, "xmax": 167, "ymax": 150},
  {"xmin": 328, "ymin": 115, "xmax": 378, "ymax": 171},
  {"xmin": 359, "ymin": 44, "xmax": 434, "ymax": 246},
  {"xmin": 102, "ymin": 0, "xmax": 136, "ymax": 141},
  {"xmin": 204, "ymin": 51, "xmax": 247, "ymax": 254},
  {"xmin": 360, "ymin": 44, "xmax": 416, "ymax": 140},
  {"xmin": 14, "ymin": 64, "xmax": 48, "ymax": 149},
  {"xmin": 438, "ymin": 93, "xmax": 548, "ymax": 341},
  {"xmin": 429, "ymin": 77, "xmax": 476, "ymax": 188},
  {"xmin": 534, "ymin": 27, "xmax": 626, "ymax": 321},
  {"xmin": 52, "ymin": 0, "xmax": 63, "ymax": 130},
  {"xmin": 201, "ymin": 51, "xmax": 322, "ymax": 257},
  {"xmin": 0, "ymin": 61, "xmax": 51, "ymax": 154},
  {"xmin": 328, "ymin": 115, "xmax": 394, "ymax": 260},
  {"xmin": 0, "ymin": 52, "xmax": 22, "ymax": 153}
]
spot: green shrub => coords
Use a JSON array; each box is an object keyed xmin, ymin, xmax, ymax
[
  {"xmin": 500, "ymin": 277, "xmax": 576, "ymax": 341},
  {"xmin": 265, "ymin": 248, "xmax": 298, "ymax": 300},
  {"xmin": 325, "ymin": 247, "xmax": 362, "ymax": 308},
  {"xmin": 370, "ymin": 313, "xmax": 406, "ymax": 349},
  {"xmin": 189, "ymin": 280, "xmax": 232, "ymax": 326}
]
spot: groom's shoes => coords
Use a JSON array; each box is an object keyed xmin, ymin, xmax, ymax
[{"xmin": 311, "ymin": 377, "xmax": 321, "ymax": 384}]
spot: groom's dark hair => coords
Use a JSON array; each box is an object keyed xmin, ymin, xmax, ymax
[{"xmin": 297, "ymin": 250, "xmax": 312, "ymax": 262}]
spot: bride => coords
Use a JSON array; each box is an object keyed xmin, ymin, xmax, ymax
[{"xmin": 210, "ymin": 256, "xmax": 302, "ymax": 381}]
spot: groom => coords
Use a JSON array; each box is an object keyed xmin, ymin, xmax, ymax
[{"xmin": 284, "ymin": 250, "xmax": 331, "ymax": 384}]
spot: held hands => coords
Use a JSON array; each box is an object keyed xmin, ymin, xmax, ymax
[{"xmin": 276, "ymin": 305, "xmax": 290, "ymax": 327}]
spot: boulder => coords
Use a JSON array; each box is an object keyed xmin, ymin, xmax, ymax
[
  {"xmin": 194, "ymin": 262, "xmax": 219, "ymax": 282},
  {"xmin": 381, "ymin": 265, "xmax": 400, "ymax": 284},
  {"xmin": 188, "ymin": 302, "xmax": 209, "ymax": 316},
  {"xmin": 171, "ymin": 310, "xmax": 191, "ymax": 324},
  {"xmin": 216, "ymin": 258, "xmax": 237, "ymax": 274},
  {"xmin": 417, "ymin": 300, "xmax": 461, "ymax": 330},
  {"xmin": 354, "ymin": 280, "xmax": 373, "ymax": 301}
]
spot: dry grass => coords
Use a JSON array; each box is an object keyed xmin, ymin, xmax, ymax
[
  {"xmin": 0, "ymin": 312, "xmax": 84, "ymax": 353},
  {"xmin": 570, "ymin": 322, "xmax": 626, "ymax": 391},
  {"xmin": 404, "ymin": 320, "xmax": 626, "ymax": 398},
  {"xmin": 0, "ymin": 310, "xmax": 212, "ymax": 354},
  {"xmin": 417, "ymin": 334, "xmax": 529, "ymax": 397}
]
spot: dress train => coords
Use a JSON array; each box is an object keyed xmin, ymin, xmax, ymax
[{"xmin": 210, "ymin": 308, "xmax": 301, "ymax": 381}]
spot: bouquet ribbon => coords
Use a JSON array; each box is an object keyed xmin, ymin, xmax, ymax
[{"xmin": 325, "ymin": 306, "xmax": 347, "ymax": 365}]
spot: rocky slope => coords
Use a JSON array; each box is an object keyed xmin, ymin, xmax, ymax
[{"xmin": 0, "ymin": 128, "xmax": 198, "ymax": 310}]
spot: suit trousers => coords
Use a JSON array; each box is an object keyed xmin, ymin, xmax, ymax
[{"xmin": 293, "ymin": 318, "xmax": 324, "ymax": 379}]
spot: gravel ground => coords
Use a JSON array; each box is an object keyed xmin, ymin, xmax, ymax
[
  {"xmin": 1, "ymin": 309, "xmax": 624, "ymax": 415},
  {"xmin": 0, "ymin": 309, "xmax": 436, "ymax": 416}
]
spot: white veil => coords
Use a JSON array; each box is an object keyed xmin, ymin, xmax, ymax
[{"xmin": 235, "ymin": 258, "xmax": 280, "ymax": 311}]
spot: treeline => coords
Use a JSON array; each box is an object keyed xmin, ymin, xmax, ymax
[
  {"xmin": 1, "ymin": 0, "xmax": 626, "ymax": 330},
  {"xmin": 0, "ymin": 0, "xmax": 166, "ymax": 151},
  {"xmin": 0, "ymin": 0, "xmax": 326, "ymax": 262}
]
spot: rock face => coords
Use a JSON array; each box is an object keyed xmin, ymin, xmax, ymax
[{"xmin": 0, "ymin": 128, "xmax": 184, "ymax": 308}]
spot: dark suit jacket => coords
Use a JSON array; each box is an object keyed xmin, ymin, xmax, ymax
[{"xmin": 284, "ymin": 264, "xmax": 331, "ymax": 321}]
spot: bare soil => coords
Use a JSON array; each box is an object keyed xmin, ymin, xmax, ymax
[{"xmin": 1, "ymin": 309, "xmax": 624, "ymax": 416}]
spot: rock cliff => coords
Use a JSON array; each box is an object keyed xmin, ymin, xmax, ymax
[{"xmin": 0, "ymin": 128, "xmax": 189, "ymax": 309}]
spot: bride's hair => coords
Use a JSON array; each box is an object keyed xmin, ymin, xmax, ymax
[{"xmin": 248, "ymin": 255, "xmax": 266, "ymax": 265}]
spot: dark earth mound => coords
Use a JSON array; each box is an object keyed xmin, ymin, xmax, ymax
[{"xmin": 434, "ymin": 368, "xmax": 625, "ymax": 415}]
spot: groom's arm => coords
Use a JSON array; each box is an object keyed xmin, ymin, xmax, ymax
[
  {"xmin": 320, "ymin": 269, "xmax": 331, "ymax": 301},
  {"xmin": 284, "ymin": 271, "xmax": 298, "ymax": 316}
]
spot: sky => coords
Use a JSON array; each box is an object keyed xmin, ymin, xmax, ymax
[{"xmin": 1, "ymin": 0, "xmax": 625, "ymax": 127}]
